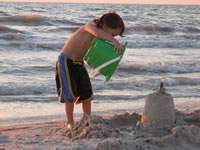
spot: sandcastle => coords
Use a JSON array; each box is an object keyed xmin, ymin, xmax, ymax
[
  {"xmin": 137, "ymin": 82, "xmax": 175, "ymax": 135},
  {"xmin": 142, "ymin": 82, "xmax": 175, "ymax": 125}
]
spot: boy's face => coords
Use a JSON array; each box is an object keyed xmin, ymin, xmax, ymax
[{"xmin": 103, "ymin": 25, "xmax": 121, "ymax": 37}]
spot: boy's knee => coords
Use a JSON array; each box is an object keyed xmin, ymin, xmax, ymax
[{"xmin": 82, "ymin": 100, "xmax": 91, "ymax": 105}]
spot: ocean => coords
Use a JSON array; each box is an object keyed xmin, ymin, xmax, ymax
[{"xmin": 0, "ymin": 2, "xmax": 200, "ymax": 126}]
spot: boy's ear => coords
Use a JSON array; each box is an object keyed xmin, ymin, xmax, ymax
[{"xmin": 102, "ymin": 24, "xmax": 108, "ymax": 29}]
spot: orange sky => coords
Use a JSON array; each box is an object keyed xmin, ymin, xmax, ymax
[{"xmin": 0, "ymin": 0, "xmax": 200, "ymax": 5}]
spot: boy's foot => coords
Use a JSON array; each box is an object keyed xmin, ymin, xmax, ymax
[{"xmin": 66, "ymin": 123, "xmax": 74, "ymax": 130}]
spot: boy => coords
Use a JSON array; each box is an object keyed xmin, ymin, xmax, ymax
[{"xmin": 55, "ymin": 12, "xmax": 125, "ymax": 129}]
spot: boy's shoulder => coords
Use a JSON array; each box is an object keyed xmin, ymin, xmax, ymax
[
  {"xmin": 71, "ymin": 24, "xmax": 95, "ymax": 42},
  {"xmin": 83, "ymin": 23, "xmax": 98, "ymax": 31}
]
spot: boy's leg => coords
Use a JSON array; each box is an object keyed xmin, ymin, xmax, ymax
[
  {"xmin": 82, "ymin": 100, "xmax": 91, "ymax": 115},
  {"xmin": 64, "ymin": 102, "xmax": 74, "ymax": 125}
]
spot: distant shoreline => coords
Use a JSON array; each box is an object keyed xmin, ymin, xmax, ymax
[{"xmin": 0, "ymin": 1, "xmax": 200, "ymax": 6}]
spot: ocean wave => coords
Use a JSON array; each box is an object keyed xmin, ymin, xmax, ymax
[
  {"xmin": 160, "ymin": 77, "xmax": 200, "ymax": 86},
  {"xmin": 0, "ymin": 76, "xmax": 199, "ymax": 101},
  {"xmin": 0, "ymin": 11, "xmax": 9, "ymax": 16},
  {"xmin": 0, "ymin": 82, "xmax": 56, "ymax": 97},
  {"xmin": 49, "ymin": 26, "xmax": 79, "ymax": 33},
  {"xmin": 129, "ymin": 77, "xmax": 200, "ymax": 99},
  {"xmin": 185, "ymin": 27, "xmax": 200, "ymax": 33},
  {"xmin": 0, "ymin": 14, "xmax": 48, "ymax": 26},
  {"xmin": 118, "ymin": 62, "xmax": 200, "ymax": 74},
  {"xmin": 1, "ymin": 65, "xmax": 55, "ymax": 75},
  {"xmin": 0, "ymin": 41, "xmax": 64, "ymax": 51},
  {"xmin": 112, "ymin": 76, "xmax": 200, "ymax": 89},
  {"xmin": 0, "ymin": 33, "xmax": 26, "ymax": 41},
  {"xmin": 29, "ymin": 65, "xmax": 55, "ymax": 72},
  {"xmin": 0, "ymin": 26, "xmax": 23, "ymax": 33},
  {"xmin": 130, "ymin": 77, "xmax": 200, "ymax": 92},
  {"xmin": 183, "ymin": 35, "xmax": 200, "ymax": 40},
  {"xmin": 125, "ymin": 25, "xmax": 174, "ymax": 34},
  {"xmin": 53, "ymin": 19, "xmax": 84, "ymax": 26},
  {"xmin": 94, "ymin": 94, "xmax": 135, "ymax": 101},
  {"xmin": 36, "ymin": 42, "xmax": 64, "ymax": 50},
  {"xmin": 0, "ymin": 95, "xmax": 57, "ymax": 103},
  {"xmin": 124, "ymin": 40, "xmax": 200, "ymax": 49},
  {"xmin": 125, "ymin": 25, "xmax": 200, "ymax": 36}
]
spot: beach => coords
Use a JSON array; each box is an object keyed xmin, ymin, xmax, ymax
[
  {"xmin": 1, "ymin": 108, "xmax": 200, "ymax": 150},
  {"xmin": 1, "ymin": 3, "xmax": 200, "ymax": 123},
  {"xmin": 1, "ymin": 2, "xmax": 200, "ymax": 149}
]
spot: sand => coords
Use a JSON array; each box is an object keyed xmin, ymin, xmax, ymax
[{"xmin": 0, "ymin": 109, "xmax": 200, "ymax": 150}]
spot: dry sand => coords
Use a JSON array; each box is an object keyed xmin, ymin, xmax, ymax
[{"xmin": 0, "ymin": 110, "xmax": 200, "ymax": 150}]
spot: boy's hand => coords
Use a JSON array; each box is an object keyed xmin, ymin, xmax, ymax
[{"xmin": 113, "ymin": 39, "xmax": 123, "ymax": 54}]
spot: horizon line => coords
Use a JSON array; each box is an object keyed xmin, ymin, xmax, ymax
[{"xmin": 0, "ymin": 1, "xmax": 200, "ymax": 6}]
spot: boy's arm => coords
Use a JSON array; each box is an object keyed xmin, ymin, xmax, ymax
[{"xmin": 84, "ymin": 24, "xmax": 123, "ymax": 53}]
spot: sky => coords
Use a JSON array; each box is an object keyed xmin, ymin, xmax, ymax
[{"xmin": 0, "ymin": 0, "xmax": 200, "ymax": 5}]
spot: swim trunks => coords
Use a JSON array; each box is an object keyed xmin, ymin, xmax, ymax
[{"xmin": 55, "ymin": 53, "xmax": 93, "ymax": 104}]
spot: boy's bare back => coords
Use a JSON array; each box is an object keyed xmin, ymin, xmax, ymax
[{"xmin": 61, "ymin": 25, "xmax": 95, "ymax": 61}]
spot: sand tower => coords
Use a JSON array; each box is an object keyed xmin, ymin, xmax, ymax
[
  {"xmin": 136, "ymin": 83, "xmax": 176, "ymax": 136},
  {"xmin": 141, "ymin": 82, "xmax": 175, "ymax": 125}
]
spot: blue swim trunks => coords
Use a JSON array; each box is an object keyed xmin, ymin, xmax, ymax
[{"xmin": 55, "ymin": 53, "xmax": 93, "ymax": 104}]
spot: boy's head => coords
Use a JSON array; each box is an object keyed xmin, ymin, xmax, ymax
[{"xmin": 94, "ymin": 12, "xmax": 125, "ymax": 37}]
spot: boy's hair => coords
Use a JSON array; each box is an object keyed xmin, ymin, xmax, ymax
[{"xmin": 93, "ymin": 12, "xmax": 125, "ymax": 36}]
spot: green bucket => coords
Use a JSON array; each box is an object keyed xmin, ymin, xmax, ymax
[{"xmin": 84, "ymin": 38, "xmax": 128, "ymax": 81}]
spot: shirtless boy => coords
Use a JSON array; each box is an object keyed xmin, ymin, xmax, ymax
[{"xmin": 55, "ymin": 12, "xmax": 125, "ymax": 129}]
